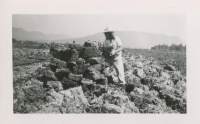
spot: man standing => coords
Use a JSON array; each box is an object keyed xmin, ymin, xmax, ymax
[{"xmin": 102, "ymin": 26, "xmax": 126, "ymax": 86}]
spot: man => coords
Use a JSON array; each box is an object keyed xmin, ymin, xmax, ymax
[{"xmin": 102, "ymin": 26, "xmax": 126, "ymax": 86}]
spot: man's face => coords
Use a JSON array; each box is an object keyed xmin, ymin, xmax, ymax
[{"xmin": 104, "ymin": 32, "xmax": 113, "ymax": 39}]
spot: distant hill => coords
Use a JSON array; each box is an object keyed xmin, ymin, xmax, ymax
[
  {"xmin": 54, "ymin": 31, "xmax": 185, "ymax": 49},
  {"xmin": 12, "ymin": 27, "xmax": 185, "ymax": 49},
  {"xmin": 12, "ymin": 27, "xmax": 70, "ymax": 42}
]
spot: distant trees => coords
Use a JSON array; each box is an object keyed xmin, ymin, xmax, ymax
[{"xmin": 151, "ymin": 43, "xmax": 186, "ymax": 52}]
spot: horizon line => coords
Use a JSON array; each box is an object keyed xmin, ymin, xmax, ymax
[{"xmin": 12, "ymin": 26, "xmax": 185, "ymax": 41}]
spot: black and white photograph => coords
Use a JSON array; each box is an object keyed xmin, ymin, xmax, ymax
[
  {"xmin": 12, "ymin": 14, "xmax": 186, "ymax": 114},
  {"xmin": 2, "ymin": 0, "xmax": 200, "ymax": 124}
]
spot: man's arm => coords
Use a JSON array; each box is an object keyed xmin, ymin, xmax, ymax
[
  {"xmin": 115, "ymin": 37, "xmax": 123, "ymax": 53},
  {"xmin": 102, "ymin": 40, "xmax": 109, "ymax": 57},
  {"xmin": 115, "ymin": 46, "xmax": 123, "ymax": 53}
]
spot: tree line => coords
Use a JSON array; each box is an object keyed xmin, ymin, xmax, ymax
[{"xmin": 151, "ymin": 44, "xmax": 186, "ymax": 52}]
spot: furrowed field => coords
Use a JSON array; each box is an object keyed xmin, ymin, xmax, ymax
[
  {"xmin": 125, "ymin": 48, "xmax": 186, "ymax": 76},
  {"xmin": 13, "ymin": 39, "xmax": 52, "ymax": 66}
]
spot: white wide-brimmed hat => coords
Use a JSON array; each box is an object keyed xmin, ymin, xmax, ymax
[{"xmin": 103, "ymin": 26, "xmax": 114, "ymax": 33}]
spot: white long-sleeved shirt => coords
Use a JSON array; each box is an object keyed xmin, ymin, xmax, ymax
[{"xmin": 103, "ymin": 36, "xmax": 123, "ymax": 57}]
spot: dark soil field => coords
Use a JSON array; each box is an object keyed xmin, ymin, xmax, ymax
[{"xmin": 13, "ymin": 41, "xmax": 187, "ymax": 114}]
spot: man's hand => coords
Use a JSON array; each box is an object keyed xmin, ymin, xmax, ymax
[{"xmin": 110, "ymin": 49, "xmax": 116, "ymax": 56}]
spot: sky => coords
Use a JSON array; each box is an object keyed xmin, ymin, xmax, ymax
[{"xmin": 12, "ymin": 14, "xmax": 186, "ymax": 41}]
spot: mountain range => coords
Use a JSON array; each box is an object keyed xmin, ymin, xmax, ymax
[
  {"xmin": 12, "ymin": 27, "xmax": 185, "ymax": 49},
  {"xmin": 12, "ymin": 27, "xmax": 70, "ymax": 41}
]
